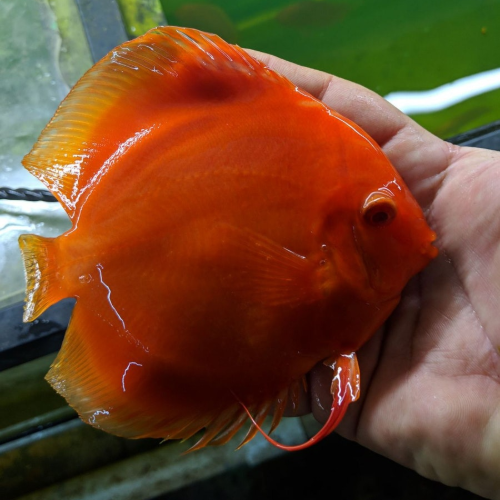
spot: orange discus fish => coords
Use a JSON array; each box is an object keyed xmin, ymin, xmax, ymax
[{"xmin": 19, "ymin": 27, "xmax": 437, "ymax": 451}]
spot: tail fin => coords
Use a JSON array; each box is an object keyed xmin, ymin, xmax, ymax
[{"xmin": 18, "ymin": 234, "xmax": 63, "ymax": 322}]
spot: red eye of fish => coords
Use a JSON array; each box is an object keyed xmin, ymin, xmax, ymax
[{"xmin": 362, "ymin": 193, "xmax": 397, "ymax": 227}]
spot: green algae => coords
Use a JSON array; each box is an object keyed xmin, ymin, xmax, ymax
[{"xmin": 116, "ymin": 0, "xmax": 166, "ymax": 37}]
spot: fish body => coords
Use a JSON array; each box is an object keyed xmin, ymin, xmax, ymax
[{"xmin": 19, "ymin": 27, "xmax": 437, "ymax": 449}]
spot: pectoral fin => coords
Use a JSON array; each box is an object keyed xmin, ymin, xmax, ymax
[{"xmin": 216, "ymin": 224, "xmax": 322, "ymax": 307}]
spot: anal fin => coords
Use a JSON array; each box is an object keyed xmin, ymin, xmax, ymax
[{"xmin": 46, "ymin": 301, "xmax": 158, "ymax": 439}]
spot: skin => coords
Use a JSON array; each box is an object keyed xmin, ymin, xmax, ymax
[{"xmin": 246, "ymin": 49, "xmax": 500, "ymax": 499}]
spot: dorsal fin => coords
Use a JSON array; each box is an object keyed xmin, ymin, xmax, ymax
[{"xmin": 22, "ymin": 27, "xmax": 295, "ymax": 220}]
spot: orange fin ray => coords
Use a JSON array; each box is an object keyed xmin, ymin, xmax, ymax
[
  {"xmin": 269, "ymin": 388, "xmax": 289, "ymax": 434},
  {"xmin": 159, "ymin": 414, "xmax": 209, "ymax": 443},
  {"xmin": 22, "ymin": 27, "xmax": 292, "ymax": 219},
  {"xmin": 46, "ymin": 302, "xmax": 171, "ymax": 440},
  {"xmin": 172, "ymin": 418, "xmax": 212, "ymax": 442},
  {"xmin": 217, "ymin": 224, "xmax": 320, "ymax": 307},
  {"xmin": 238, "ymin": 352, "xmax": 360, "ymax": 451},
  {"xmin": 18, "ymin": 234, "xmax": 65, "ymax": 322},
  {"xmin": 186, "ymin": 406, "xmax": 240, "ymax": 452},
  {"xmin": 236, "ymin": 400, "xmax": 273, "ymax": 449},
  {"xmin": 207, "ymin": 409, "xmax": 250, "ymax": 447}
]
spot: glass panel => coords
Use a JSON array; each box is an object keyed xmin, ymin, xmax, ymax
[
  {"xmin": 0, "ymin": 354, "xmax": 73, "ymax": 443},
  {"xmin": 0, "ymin": 0, "xmax": 92, "ymax": 308}
]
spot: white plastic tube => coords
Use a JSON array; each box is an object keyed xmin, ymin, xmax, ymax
[{"xmin": 385, "ymin": 68, "xmax": 500, "ymax": 115}]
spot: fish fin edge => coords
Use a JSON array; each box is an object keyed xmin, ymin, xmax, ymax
[
  {"xmin": 216, "ymin": 224, "xmax": 321, "ymax": 307},
  {"xmin": 19, "ymin": 234, "xmax": 64, "ymax": 322},
  {"xmin": 45, "ymin": 303, "xmax": 154, "ymax": 439},
  {"xmin": 22, "ymin": 27, "xmax": 294, "ymax": 220},
  {"xmin": 47, "ymin": 302, "xmax": 213, "ymax": 442},
  {"xmin": 185, "ymin": 400, "xmax": 273, "ymax": 452},
  {"xmin": 186, "ymin": 382, "xmax": 303, "ymax": 451},
  {"xmin": 237, "ymin": 353, "xmax": 360, "ymax": 451}
]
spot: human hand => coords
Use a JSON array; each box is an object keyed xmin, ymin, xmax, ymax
[{"xmin": 246, "ymin": 50, "xmax": 500, "ymax": 499}]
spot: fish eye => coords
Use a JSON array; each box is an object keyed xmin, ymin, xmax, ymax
[{"xmin": 362, "ymin": 193, "xmax": 397, "ymax": 227}]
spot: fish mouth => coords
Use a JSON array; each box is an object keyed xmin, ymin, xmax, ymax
[
  {"xmin": 425, "ymin": 242, "xmax": 439, "ymax": 260},
  {"xmin": 420, "ymin": 229, "xmax": 439, "ymax": 261}
]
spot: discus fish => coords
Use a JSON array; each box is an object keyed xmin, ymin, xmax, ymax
[{"xmin": 19, "ymin": 27, "xmax": 437, "ymax": 451}]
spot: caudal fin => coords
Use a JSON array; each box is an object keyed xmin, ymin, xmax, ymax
[{"xmin": 19, "ymin": 234, "xmax": 63, "ymax": 322}]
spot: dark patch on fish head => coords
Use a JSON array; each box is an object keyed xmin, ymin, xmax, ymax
[
  {"xmin": 180, "ymin": 57, "xmax": 265, "ymax": 105},
  {"xmin": 182, "ymin": 66, "xmax": 245, "ymax": 103}
]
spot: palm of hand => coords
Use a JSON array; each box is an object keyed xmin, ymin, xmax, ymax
[
  {"xmin": 247, "ymin": 50, "xmax": 500, "ymax": 498},
  {"xmin": 341, "ymin": 134, "xmax": 500, "ymax": 499}
]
